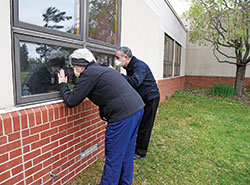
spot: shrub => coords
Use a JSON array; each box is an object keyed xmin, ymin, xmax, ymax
[{"xmin": 209, "ymin": 84, "xmax": 235, "ymax": 97}]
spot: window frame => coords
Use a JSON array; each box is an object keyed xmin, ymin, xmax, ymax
[
  {"xmin": 174, "ymin": 42, "xmax": 181, "ymax": 76},
  {"xmin": 13, "ymin": 0, "xmax": 84, "ymax": 41},
  {"xmin": 13, "ymin": 34, "xmax": 82, "ymax": 105},
  {"xmin": 163, "ymin": 34, "xmax": 174, "ymax": 78},
  {"xmin": 86, "ymin": 0, "xmax": 121, "ymax": 48}
]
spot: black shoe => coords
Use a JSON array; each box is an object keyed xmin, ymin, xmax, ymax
[{"xmin": 134, "ymin": 154, "xmax": 145, "ymax": 160}]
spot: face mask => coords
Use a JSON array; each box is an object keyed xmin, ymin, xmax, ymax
[
  {"xmin": 74, "ymin": 68, "xmax": 80, "ymax": 78},
  {"xmin": 115, "ymin": 59, "xmax": 125, "ymax": 67}
]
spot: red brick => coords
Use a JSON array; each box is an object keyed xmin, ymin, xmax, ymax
[
  {"xmin": 2, "ymin": 113, "xmax": 12, "ymax": 134},
  {"xmin": 62, "ymin": 170, "xmax": 74, "ymax": 184},
  {"xmin": 10, "ymin": 112, "xmax": 20, "ymax": 132},
  {"xmin": 0, "ymin": 157, "xmax": 22, "ymax": 173},
  {"xmin": 22, "ymin": 129, "xmax": 30, "ymax": 138},
  {"xmin": 42, "ymin": 141, "xmax": 58, "ymax": 153},
  {"xmin": 31, "ymin": 138, "xmax": 50, "ymax": 150},
  {"xmin": 52, "ymin": 144, "xmax": 67, "ymax": 155},
  {"xmin": 0, "ymin": 154, "xmax": 8, "ymax": 163},
  {"xmin": 46, "ymin": 105, "xmax": 54, "ymax": 121},
  {"xmin": 0, "ymin": 171, "xmax": 10, "ymax": 182},
  {"xmin": 24, "ymin": 149, "xmax": 41, "ymax": 161},
  {"xmin": 1, "ymin": 173, "xmax": 23, "ymax": 185},
  {"xmin": 58, "ymin": 103, "xmax": 65, "ymax": 118},
  {"xmin": 73, "ymin": 118, "xmax": 85, "ymax": 126},
  {"xmin": 52, "ymin": 104, "xmax": 59, "ymax": 120},
  {"xmin": 19, "ymin": 110, "xmax": 28, "ymax": 129},
  {"xmin": 30, "ymin": 123, "xmax": 49, "ymax": 135},
  {"xmin": 60, "ymin": 135, "xmax": 73, "ymax": 145},
  {"xmin": 43, "ymin": 154, "xmax": 59, "ymax": 167},
  {"xmin": 59, "ymin": 122, "xmax": 73, "ymax": 132},
  {"xmin": 81, "ymin": 132, "xmax": 91, "ymax": 141},
  {"xmin": 68, "ymin": 138, "xmax": 80, "ymax": 147},
  {"xmin": 33, "ymin": 108, "xmax": 42, "ymax": 125},
  {"xmin": 61, "ymin": 158, "xmax": 74, "ymax": 171},
  {"xmin": 67, "ymin": 114, "xmax": 80, "ymax": 122},
  {"xmin": 0, "ymin": 116, "xmax": 3, "ymax": 136},
  {"xmin": 51, "ymin": 118, "xmax": 66, "ymax": 128},
  {"xmin": 25, "ymin": 164, "xmax": 42, "ymax": 177},
  {"xmin": 41, "ymin": 127, "xmax": 58, "ymax": 139},
  {"xmin": 75, "ymin": 140, "xmax": 87, "ymax": 150},
  {"xmin": 60, "ymin": 147, "xmax": 74, "ymax": 158},
  {"xmin": 25, "ymin": 176, "xmax": 33, "ymax": 184},
  {"xmin": 11, "ymin": 164, "xmax": 23, "ymax": 176},
  {"xmin": 22, "ymin": 134, "xmax": 39, "ymax": 145},
  {"xmin": 30, "ymin": 178, "xmax": 42, "ymax": 185},
  {"xmin": 40, "ymin": 106, "xmax": 48, "ymax": 123},
  {"xmin": 16, "ymin": 181, "xmax": 25, "ymax": 185},
  {"xmin": 26, "ymin": 109, "xmax": 35, "ymax": 127},
  {"xmin": 24, "ymin": 161, "xmax": 32, "ymax": 169},
  {"xmin": 33, "ymin": 166, "xmax": 51, "ymax": 180},
  {"xmin": 51, "ymin": 131, "xmax": 66, "ymax": 142},
  {"xmin": 10, "ymin": 148, "xmax": 22, "ymax": 159},
  {"xmin": 8, "ymin": 132, "xmax": 20, "ymax": 142},
  {"xmin": 33, "ymin": 152, "xmax": 52, "ymax": 165},
  {"xmin": 0, "ymin": 136, "xmax": 7, "ymax": 145},
  {"xmin": 53, "ymin": 157, "xmax": 67, "ymax": 169},
  {"xmin": 0, "ymin": 140, "xmax": 21, "ymax": 155},
  {"xmin": 67, "ymin": 126, "xmax": 80, "ymax": 135},
  {"xmin": 74, "ymin": 129, "xmax": 86, "ymax": 138},
  {"xmin": 23, "ymin": 145, "xmax": 30, "ymax": 153},
  {"xmin": 42, "ymin": 173, "xmax": 51, "ymax": 183},
  {"xmin": 68, "ymin": 149, "xmax": 80, "ymax": 160}
]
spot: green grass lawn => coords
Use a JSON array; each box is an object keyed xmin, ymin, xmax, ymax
[{"xmin": 68, "ymin": 91, "xmax": 250, "ymax": 185}]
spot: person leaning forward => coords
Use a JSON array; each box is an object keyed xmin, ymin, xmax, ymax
[
  {"xmin": 57, "ymin": 48, "xmax": 144, "ymax": 185},
  {"xmin": 115, "ymin": 46, "xmax": 160, "ymax": 160}
]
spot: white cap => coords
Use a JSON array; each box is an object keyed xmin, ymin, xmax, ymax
[{"xmin": 69, "ymin": 48, "xmax": 96, "ymax": 63}]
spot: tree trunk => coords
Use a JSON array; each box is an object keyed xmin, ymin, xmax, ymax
[{"xmin": 235, "ymin": 64, "xmax": 246, "ymax": 96}]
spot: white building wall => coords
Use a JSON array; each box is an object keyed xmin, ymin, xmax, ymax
[
  {"xmin": 0, "ymin": 0, "xmax": 14, "ymax": 109},
  {"xmin": 120, "ymin": 0, "xmax": 187, "ymax": 80},
  {"xmin": 186, "ymin": 41, "xmax": 250, "ymax": 77}
]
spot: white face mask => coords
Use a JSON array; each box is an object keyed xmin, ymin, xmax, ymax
[
  {"xmin": 74, "ymin": 68, "xmax": 81, "ymax": 78},
  {"xmin": 115, "ymin": 59, "xmax": 125, "ymax": 67}
]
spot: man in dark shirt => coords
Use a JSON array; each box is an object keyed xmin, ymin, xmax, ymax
[
  {"xmin": 58, "ymin": 48, "xmax": 144, "ymax": 185},
  {"xmin": 115, "ymin": 46, "xmax": 160, "ymax": 160}
]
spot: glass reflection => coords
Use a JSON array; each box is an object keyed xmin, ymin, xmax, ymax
[
  {"xmin": 88, "ymin": 0, "xmax": 118, "ymax": 45},
  {"xmin": 20, "ymin": 42, "xmax": 76, "ymax": 96},
  {"xmin": 93, "ymin": 52, "xmax": 119, "ymax": 71},
  {"xmin": 19, "ymin": 0, "xmax": 80, "ymax": 35}
]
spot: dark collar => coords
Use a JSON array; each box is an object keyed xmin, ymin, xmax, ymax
[{"xmin": 125, "ymin": 56, "xmax": 136, "ymax": 70}]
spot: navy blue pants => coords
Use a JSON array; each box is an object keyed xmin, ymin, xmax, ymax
[{"xmin": 100, "ymin": 108, "xmax": 144, "ymax": 185}]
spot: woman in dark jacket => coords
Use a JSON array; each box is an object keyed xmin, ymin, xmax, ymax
[{"xmin": 58, "ymin": 48, "xmax": 144, "ymax": 185}]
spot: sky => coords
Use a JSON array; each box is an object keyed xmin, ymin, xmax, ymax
[{"xmin": 167, "ymin": 0, "xmax": 191, "ymax": 16}]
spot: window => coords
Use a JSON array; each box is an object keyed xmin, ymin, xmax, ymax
[
  {"xmin": 174, "ymin": 43, "xmax": 181, "ymax": 76},
  {"xmin": 163, "ymin": 34, "xmax": 174, "ymax": 78},
  {"xmin": 88, "ymin": 0, "xmax": 119, "ymax": 45},
  {"xmin": 12, "ymin": 0, "xmax": 121, "ymax": 105}
]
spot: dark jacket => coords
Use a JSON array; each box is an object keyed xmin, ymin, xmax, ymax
[
  {"xmin": 59, "ymin": 63, "xmax": 145, "ymax": 123},
  {"xmin": 122, "ymin": 56, "xmax": 160, "ymax": 102}
]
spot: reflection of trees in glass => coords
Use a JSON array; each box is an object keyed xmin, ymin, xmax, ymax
[
  {"xmin": 89, "ymin": 0, "xmax": 118, "ymax": 44},
  {"xmin": 36, "ymin": 7, "xmax": 73, "ymax": 61},
  {"xmin": 20, "ymin": 43, "xmax": 29, "ymax": 70},
  {"xmin": 42, "ymin": 7, "xmax": 72, "ymax": 30}
]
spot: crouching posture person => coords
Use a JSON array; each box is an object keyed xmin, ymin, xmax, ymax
[{"xmin": 58, "ymin": 48, "xmax": 144, "ymax": 185}]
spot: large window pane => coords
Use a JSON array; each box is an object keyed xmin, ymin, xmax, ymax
[
  {"xmin": 92, "ymin": 51, "xmax": 120, "ymax": 71},
  {"xmin": 88, "ymin": 0, "xmax": 118, "ymax": 45},
  {"xmin": 163, "ymin": 34, "xmax": 174, "ymax": 78},
  {"xmin": 19, "ymin": 0, "xmax": 80, "ymax": 35},
  {"xmin": 19, "ymin": 42, "xmax": 76, "ymax": 96}
]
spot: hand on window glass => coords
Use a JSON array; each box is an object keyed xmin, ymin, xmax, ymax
[{"xmin": 58, "ymin": 69, "xmax": 68, "ymax": 84}]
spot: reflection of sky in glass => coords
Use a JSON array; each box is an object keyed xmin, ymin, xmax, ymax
[{"xmin": 19, "ymin": 0, "xmax": 77, "ymax": 32}]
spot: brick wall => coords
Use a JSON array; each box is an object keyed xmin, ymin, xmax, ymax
[
  {"xmin": 0, "ymin": 99, "xmax": 106, "ymax": 185},
  {"xmin": 185, "ymin": 76, "xmax": 250, "ymax": 90},
  {"xmin": 157, "ymin": 76, "xmax": 186, "ymax": 102}
]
